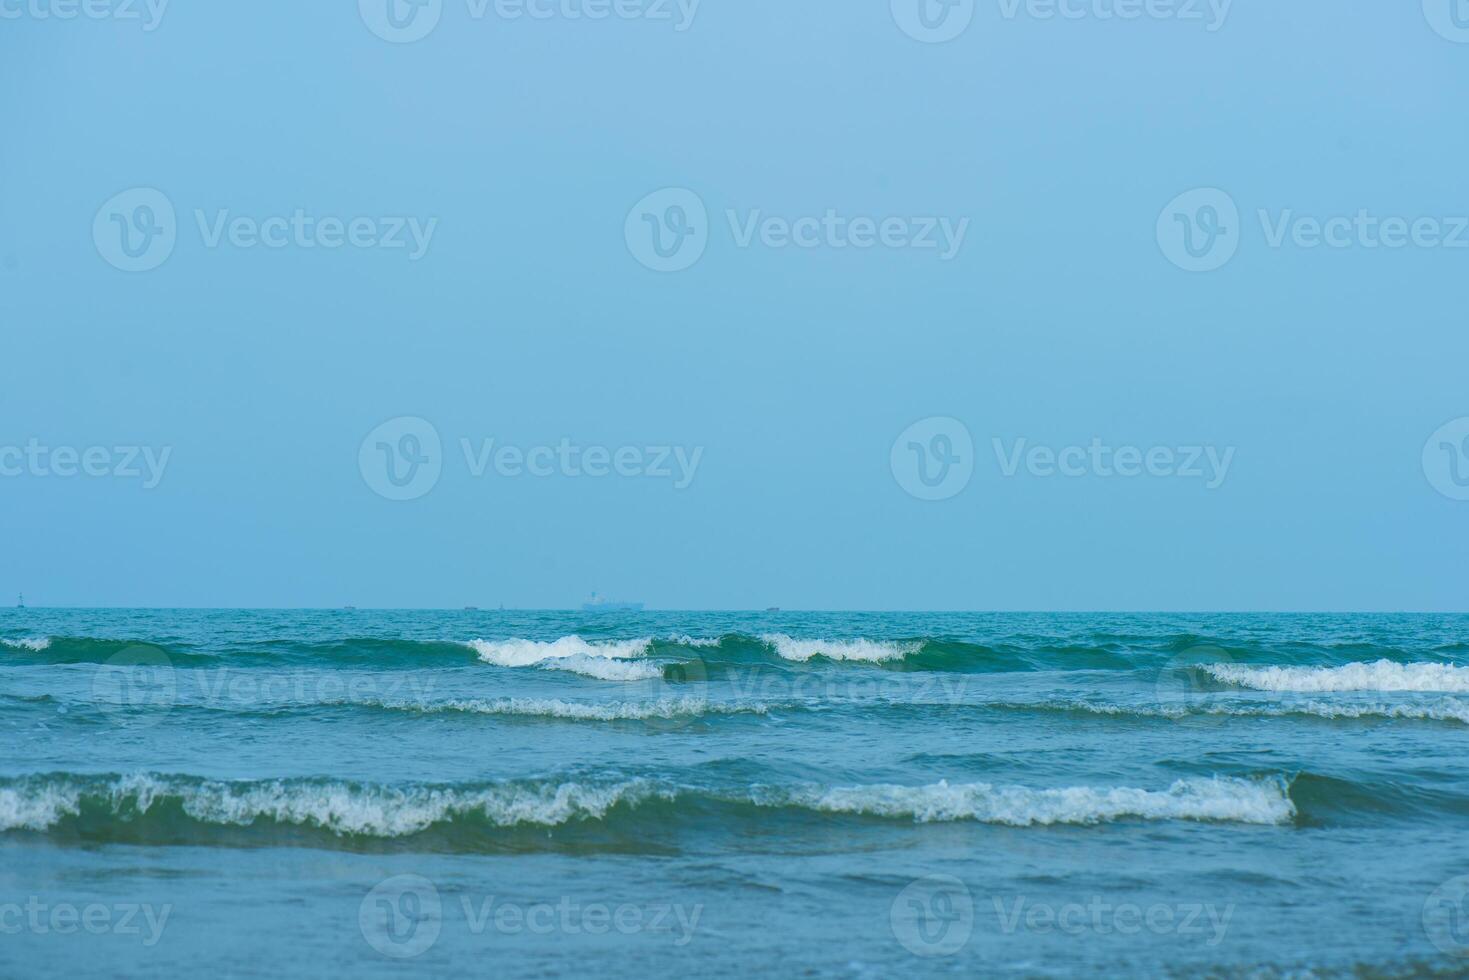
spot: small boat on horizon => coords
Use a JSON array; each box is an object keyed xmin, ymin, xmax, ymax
[{"xmin": 581, "ymin": 592, "xmax": 644, "ymax": 613}]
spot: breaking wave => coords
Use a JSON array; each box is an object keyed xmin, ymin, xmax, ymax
[
  {"xmin": 760, "ymin": 634, "xmax": 921, "ymax": 663},
  {"xmin": 1203, "ymin": 660, "xmax": 1469, "ymax": 693},
  {"xmin": 466, "ymin": 637, "xmax": 663, "ymax": 681},
  {"xmin": 0, "ymin": 772, "xmax": 1298, "ymax": 847}
]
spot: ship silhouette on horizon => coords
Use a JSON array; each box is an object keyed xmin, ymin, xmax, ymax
[{"xmin": 581, "ymin": 592, "xmax": 644, "ymax": 613}]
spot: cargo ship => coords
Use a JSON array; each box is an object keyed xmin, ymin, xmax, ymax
[{"xmin": 581, "ymin": 592, "xmax": 644, "ymax": 612}]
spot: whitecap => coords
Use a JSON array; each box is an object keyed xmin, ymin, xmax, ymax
[
  {"xmin": 761, "ymin": 633, "xmax": 919, "ymax": 663},
  {"xmin": 466, "ymin": 637, "xmax": 662, "ymax": 681},
  {"xmin": 0, "ymin": 637, "xmax": 51, "ymax": 652},
  {"xmin": 1204, "ymin": 660, "xmax": 1469, "ymax": 693},
  {"xmin": 789, "ymin": 775, "xmax": 1294, "ymax": 826}
]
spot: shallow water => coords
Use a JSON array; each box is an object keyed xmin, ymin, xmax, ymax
[{"xmin": 3, "ymin": 609, "xmax": 1468, "ymax": 977}]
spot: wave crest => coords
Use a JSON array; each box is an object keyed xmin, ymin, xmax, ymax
[
  {"xmin": 1204, "ymin": 660, "xmax": 1469, "ymax": 693},
  {"xmin": 791, "ymin": 775, "xmax": 1294, "ymax": 826},
  {"xmin": 466, "ymin": 637, "xmax": 662, "ymax": 681},
  {"xmin": 0, "ymin": 637, "xmax": 51, "ymax": 652},
  {"xmin": 760, "ymin": 634, "xmax": 920, "ymax": 663}
]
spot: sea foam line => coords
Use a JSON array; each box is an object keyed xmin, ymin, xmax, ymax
[
  {"xmin": 789, "ymin": 775, "xmax": 1294, "ymax": 826},
  {"xmin": 983, "ymin": 698, "xmax": 1469, "ymax": 725},
  {"xmin": 354, "ymin": 696, "xmax": 772, "ymax": 721},
  {"xmin": 0, "ymin": 773, "xmax": 1296, "ymax": 836},
  {"xmin": 466, "ymin": 637, "xmax": 663, "ymax": 681},
  {"xmin": 760, "ymin": 633, "xmax": 920, "ymax": 663},
  {"xmin": 0, "ymin": 637, "xmax": 51, "ymax": 652},
  {"xmin": 0, "ymin": 774, "xmax": 664, "ymax": 836},
  {"xmin": 1204, "ymin": 660, "xmax": 1469, "ymax": 693}
]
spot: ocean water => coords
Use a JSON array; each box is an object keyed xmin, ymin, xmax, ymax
[{"xmin": 3, "ymin": 610, "xmax": 1469, "ymax": 978}]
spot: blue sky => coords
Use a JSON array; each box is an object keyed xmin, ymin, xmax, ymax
[{"xmin": 1, "ymin": 1, "xmax": 1466, "ymax": 610}]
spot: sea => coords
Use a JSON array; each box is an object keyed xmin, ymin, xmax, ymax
[{"xmin": 2, "ymin": 609, "xmax": 1468, "ymax": 977}]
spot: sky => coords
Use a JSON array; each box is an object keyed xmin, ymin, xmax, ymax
[{"xmin": 0, "ymin": 0, "xmax": 1466, "ymax": 610}]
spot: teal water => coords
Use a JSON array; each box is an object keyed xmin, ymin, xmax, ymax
[{"xmin": 3, "ymin": 610, "xmax": 1469, "ymax": 977}]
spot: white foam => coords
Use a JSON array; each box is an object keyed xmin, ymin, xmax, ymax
[
  {"xmin": 998, "ymin": 698, "xmax": 1469, "ymax": 725},
  {"xmin": 1204, "ymin": 660, "xmax": 1469, "ymax": 693},
  {"xmin": 1, "ymin": 637, "xmax": 51, "ymax": 652},
  {"xmin": 0, "ymin": 783, "xmax": 82, "ymax": 831},
  {"xmin": 466, "ymin": 636, "xmax": 662, "ymax": 681},
  {"xmin": 789, "ymin": 776, "xmax": 1294, "ymax": 826},
  {"xmin": 368, "ymin": 696, "xmax": 768, "ymax": 721},
  {"xmin": 0, "ymin": 774, "xmax": 662, "ymax": 836},
  {"xmin": 761, "ymin": 633, "xmax": 919, "ymax": 663},
  {"xmin": 667, "ymin": 634, "xmax": 721, "ymax": 648},
  {"xmin": 176, "ymin": 779, "xmax": 656, "ymax": 835}
]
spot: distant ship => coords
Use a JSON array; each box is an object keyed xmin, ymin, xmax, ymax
[{"xmin": 581, "ymin": 592, "xmax": 644, "ymax": 613}]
